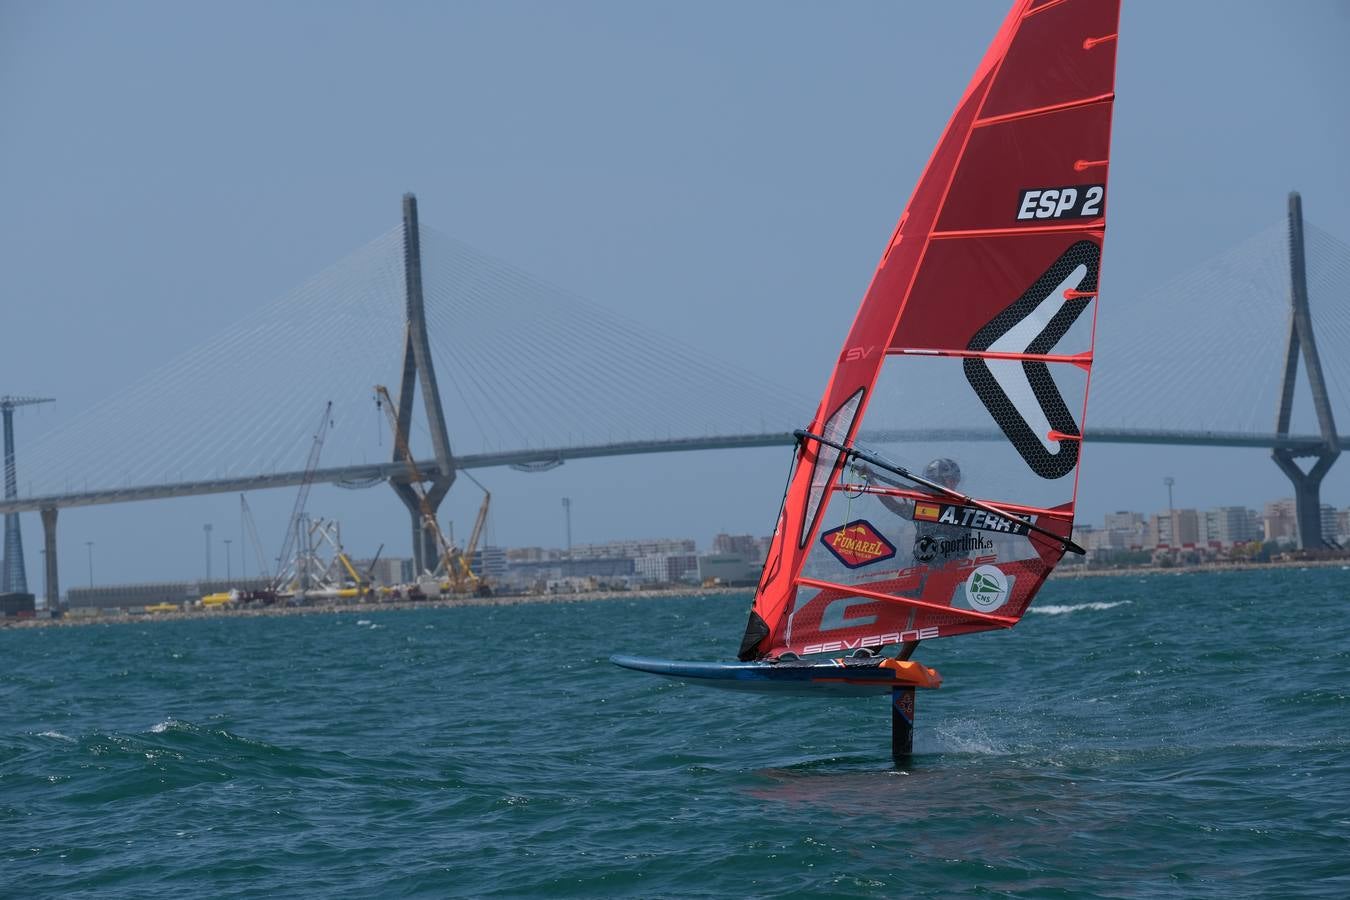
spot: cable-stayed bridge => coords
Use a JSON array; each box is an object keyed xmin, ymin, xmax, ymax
[{"xmin": 3, "ymin": 192, "xmax": 1349, "ymax": 607}]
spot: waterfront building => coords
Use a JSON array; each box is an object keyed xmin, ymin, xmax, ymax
[
  {"xmin": 0, "ymin": 592, "xmax": 35, "ymax": 618},
  {"xmin": 506, "ymin": 546, "xmax": 560, "ymax": 564},
  {"xmin": 697, "ymin": 553, "xmax": 758, "ymax": 586},
  {"xmin": 1103, "ymin": 511, "xmax": 1144, "ymax": 532},
  {"xmin": 634, "ymin": 554, "xmax": 667, "ymax": 583},
  {"xmin": 507, "ymin": 555, "xmax": 635, "ymax": 583},
  {"xmin": 569, "ymin": 538, "xmax": 695, "ymax": 561},
  {"xmin": 712, "ymin": 534, "xmax": 764, "ymax": 562},
  {"xmin": 632, "ymin": 553, "xmax": 699, "ymax": 584},
  {"xmin": 1320, "ymin": 504, "xmax": 1339, "ymax": 545},
  {"xmin": 470, "ymin": 546, "xmax": 507, "ymax": 581},
  {"xmin": 1337, "ymin": 509, "xmax": 1350, "ymax": 544},
  {"xmin": 1147, "ymin": 513, "xmax": 1168, "ymax": 548},
  {"xmin": 1203, "ymin": 507, "xmax": 1261, "ymax": 546},
  {"xmin": 361, "ymin": 557, "xmax": 414, "ymax": 586},
  {"xmin": 666, "ymin": 553, "xmax": 699, "ymax": 583},
  {"xmin": 1263, "ymin": 499, "xmax": 1298, "ymax": 544},
  {"xmin": 1099, "ymin": 511, "xmax": 1148, "ymax": 550},
  {"xmin": 1149, "ymin": 509, "xmax": 1200, "ymax": 549}
]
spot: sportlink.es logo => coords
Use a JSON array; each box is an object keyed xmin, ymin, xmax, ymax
[{"xmin": 914, "ymin": 533, "xmax": 992, "ymax": 561}]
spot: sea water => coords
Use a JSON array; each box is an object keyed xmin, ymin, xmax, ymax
[{"xmin": 2, "ymin": 567, "xmax": 1348, "ymax": 897}]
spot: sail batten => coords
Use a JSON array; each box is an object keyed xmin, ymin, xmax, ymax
[
  {"xmin": 930, "ymin": 222, "xmax": 1104, "ymax": 240},
  {"xmin": 892, "ymin": 348, "xmax": 1094, "ymax": 367},
  {"xmin": 795, "ymin": 577, "xmax": 1021, "ymax": 627},
  {"xmin": 739, "ymin": 0, "xmax": 1120, "ymax": 662},
  {"xmin": 973, "ymin": 92, "xmax": 1115, "ymax": 128}
]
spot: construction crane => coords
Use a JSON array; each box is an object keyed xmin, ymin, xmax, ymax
[
  {"xmin": 272, "ymin": 401, "xmax": 334, "ymax": 592},
  {"xmin": 452, "ymin": 472, "xmax": 492, "ymax": 595},
  {"xmin": 240, "ymin": 494, "xmax": 270, "ymax": 582},
  {"xmin": 303, "ymin": 517, "xmax": 368, "ymax": 599}
]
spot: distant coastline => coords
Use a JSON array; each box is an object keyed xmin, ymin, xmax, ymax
[
  {"xmin": 7, "ymin": 556, "xmax": 1346, "ymax": 631},
  {"xmin": 1050, "ymin": 556, "xmax": 1350, "ymax": 580},
  {"xmin": 2, "ymin": 586, "xmax": 752, "ymax": 630}
]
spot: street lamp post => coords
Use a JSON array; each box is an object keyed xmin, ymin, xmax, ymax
[
  {"xmin": 224, "ymin": 538, "xmax": 232, "ymax": 583},
  {"xmin": 204, "ymin": 523, "xmax": 213, "ymax": 583},
  {"xmin": 561, "ymin": 497, "xmax": 572, "ymax": 575}
]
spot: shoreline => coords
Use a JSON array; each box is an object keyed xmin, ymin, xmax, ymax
[
  {"xmin": 6, "ymin": 556, "xmax": 1345, "ymax": 631},
  {"xmin": 1049, "ymin": 556, "xmax": 1350, "ymax": 580},
  {"xmin": 1, "ymin": 585, "xmax": 753, "ymax": 630}
]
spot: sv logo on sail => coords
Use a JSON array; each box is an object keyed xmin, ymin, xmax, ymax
[{"xmin": 1016, "ymin": 184, "xmax": 1104, "ymax": 220}]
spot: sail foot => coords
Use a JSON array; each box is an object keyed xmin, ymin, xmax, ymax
[{"xmin": 737, "ymin": 609, "xmax": 771, "ymax": 661}]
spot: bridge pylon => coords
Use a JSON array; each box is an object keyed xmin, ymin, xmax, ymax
[
  {"xmin": 1, "ymin": 395, "xmax": 54, "ymax": 595},
  {"xmin": 1272, "ymin": 192, "xmax": 1340, "ymax": 550},
  {"xmin": 389, "ymin": 194, "xmax": 457, "ymax": 573}
]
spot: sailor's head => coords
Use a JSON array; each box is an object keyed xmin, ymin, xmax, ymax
[{"xmin": 924, "ymin": 457, "xmax": 961, "ymax": 490}]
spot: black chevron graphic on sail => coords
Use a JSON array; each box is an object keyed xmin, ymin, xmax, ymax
[{"xmin": 963, "ymin": 241, "xmax": 1099, "ymax": 480}]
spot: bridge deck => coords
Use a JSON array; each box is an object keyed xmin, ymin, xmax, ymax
[{"xmin": 0, "ymin": 428, "xmax": 1335, "ymax": 515}]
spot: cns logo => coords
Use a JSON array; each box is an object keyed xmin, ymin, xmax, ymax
[
  {"xmin": 821, "ymin": 520, "xmax": 896, "ymax": 569},
  {"xmin": 964, "ymin": 564, "xmax": 1010, "ymax": 612}
]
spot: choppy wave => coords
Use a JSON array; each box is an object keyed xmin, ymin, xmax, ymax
[
  {"xmin": 1, "ymin": 570, "xmax": 1346, "ymax": 898},
  {"xmin": 1030, "ymin": 600, "xmax": 1131, "ymax": 615}
]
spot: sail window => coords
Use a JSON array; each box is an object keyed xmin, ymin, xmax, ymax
[{"xmin": 799, "ymin": 389, "xmax": 864, "ymax": 547}]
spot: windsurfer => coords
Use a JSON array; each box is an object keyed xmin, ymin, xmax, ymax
[{"xmin": 856, "ymin": 458, "xmax": 972, "ymax": 563}]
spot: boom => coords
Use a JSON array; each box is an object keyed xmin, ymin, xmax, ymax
[
  {"xmin": 273, "ymin": 402, "xmax": 333, "ymax": 591},
  {"xmin": 240, "ymin": 493, "xmax": 270, "ymax": 581}
]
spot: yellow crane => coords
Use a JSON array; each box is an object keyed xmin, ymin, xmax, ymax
[{"xmin": 453, "ymin": 472, "xmax": 492, "ymax": 596}]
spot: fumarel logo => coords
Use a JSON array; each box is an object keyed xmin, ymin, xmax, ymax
[{"xmin": 821, "ymin": 520, "xmax": 896, "ymax": 569}]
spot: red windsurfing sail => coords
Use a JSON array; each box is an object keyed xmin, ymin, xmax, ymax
[{"xmin": 740, "ymin": 0, "xmax": 1120, "ymax": 661}]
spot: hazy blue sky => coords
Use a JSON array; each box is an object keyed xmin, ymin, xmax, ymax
[{"xmin": 3, "ymin": 1, "xmax": 1349, "ymax": 589}]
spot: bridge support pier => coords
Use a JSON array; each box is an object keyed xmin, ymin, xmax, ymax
[
  {"xmin": 40, "ymin": 506, "xmax": 58, "ymax": 608},
  {"xmin": 393, "ymin": 487, "xmax": 450, "ymax": 576},
  {"xmin": 1272, "ymin": 192, "xmax": 1340, "ymax": 550},
  {"xmin": 388, "ymin": 193, "xmax": 457, "ymax": 574}
]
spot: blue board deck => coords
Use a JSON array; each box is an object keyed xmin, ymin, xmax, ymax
[{"xmin": 609, "ymin": 654, "xmax": 940, "ymax": 697}]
